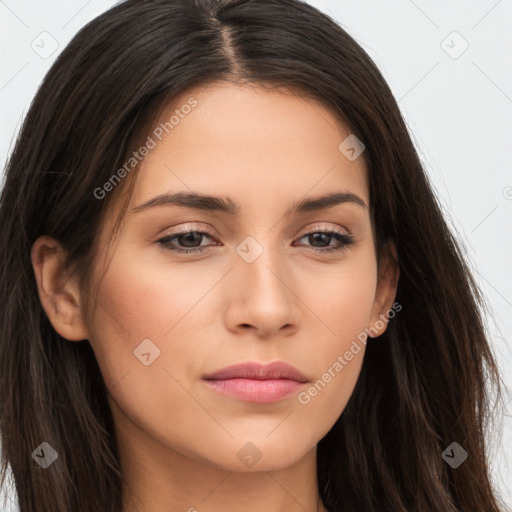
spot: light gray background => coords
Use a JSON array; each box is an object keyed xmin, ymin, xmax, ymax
[{"xmin": 1, "ymin": 1, "xmax": 511, "ymax": 510}]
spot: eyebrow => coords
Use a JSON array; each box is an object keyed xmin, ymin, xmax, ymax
[{"xmin": 131, "ymin": 190, "xmax": 367, "ymax": 216}]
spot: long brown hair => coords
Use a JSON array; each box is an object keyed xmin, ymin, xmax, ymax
[{"xmin": 0, "ymin": 0, "xmax": 506, "ymax": 510}]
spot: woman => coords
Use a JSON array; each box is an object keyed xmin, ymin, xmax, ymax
[{"xmin": 0, "ymin": 0, "xmax": 506, "ymax": 510}]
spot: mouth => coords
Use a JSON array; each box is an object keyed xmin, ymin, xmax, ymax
[{"xmin": 202, "ymin": 361, "xmax": 309, "ymax": 403}]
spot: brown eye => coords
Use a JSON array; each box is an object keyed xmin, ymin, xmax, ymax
[
  {"xmin": 157, "ymin": 229, "xmax": 217, "ymax": 254},
  {"xmin": 294, "ymin": 230, "xmax": 354, "ymax": 253}
]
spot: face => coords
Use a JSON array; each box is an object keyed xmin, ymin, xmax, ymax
[{"xmin": 52, "ymin": 82, "xmax": 397, "ymax": 473}]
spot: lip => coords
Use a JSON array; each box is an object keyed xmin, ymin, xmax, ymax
[{"xmin": 202, "ymin": 361, "xmax": 309, "ymax": 403}]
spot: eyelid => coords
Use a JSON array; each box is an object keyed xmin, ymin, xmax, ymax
[
  {"xmin": 157, "ymin": 222, "xmax": 216, "ymax": 238},
  {"xmin": 300, "ymin": 222, "xmax": 351, "ymax": 236}
]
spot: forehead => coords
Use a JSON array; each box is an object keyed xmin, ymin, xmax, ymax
[{"xmin": 129, "ymin": 82, "xmax": 369, "ymax": 216}]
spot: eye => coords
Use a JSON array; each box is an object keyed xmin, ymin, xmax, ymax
[
  {"xmin": 293, "ymin": 229, "xmax": 354, "ymax": 253},
  {"xmin": 156, "ymin": 228, "xmax": 218, "ymax": 254},
  {"xmin": 156, "ymin": 227, "xmax": 355, "ymax": 254}
]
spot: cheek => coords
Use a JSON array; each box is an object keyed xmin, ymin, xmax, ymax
[
  {"xmin": 293, "ymin": 251, "xmax": 377, "ymax": 418},
  {"xmin": 299, "ymin": 247, "xmax": 377, "ymax": 342},
  {"xmin": 83, "ymin": 248, "xmax": 210, "ymax": 445},
  {"xmin": 84, "ymin": 241, "xmax": 232, "ymax": 404},
  {"xmin": 83, "ymin": 245, "xmax": 188, "ymax": 388},
  {"xmin": 87, "ymin": 245, "xmax": 208, "ymax": 338}
]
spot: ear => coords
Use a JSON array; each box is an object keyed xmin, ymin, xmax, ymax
[
  {"xmin": 368, "ymin": 241, "xmax": 400, "ymax": 338},
  {"xmin": 31, "ymin": 235, "xmax": 89, "ymax": 341}
]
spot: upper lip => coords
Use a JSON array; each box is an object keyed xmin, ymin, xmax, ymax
[{"xmin": 202, "ymin": 361, "xmax": 309, "ymax": 383}]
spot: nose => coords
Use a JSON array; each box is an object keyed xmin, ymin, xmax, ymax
[{"xmin": 223, "ymin": 237, "xmax": 301, "ymax": 339}]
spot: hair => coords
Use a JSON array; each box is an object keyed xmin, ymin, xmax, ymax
[{"xmin": 0, "ymin": 0, "xmax": 506, "ymax": 511}]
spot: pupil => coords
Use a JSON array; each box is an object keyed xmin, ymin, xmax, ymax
[
  {"xmin": 310, "ymin": 233, "xmax": 329, "ymax": 246},
  {"xmin": 181, "ymin": 232, "xmax": 201, "ymax": 247}
]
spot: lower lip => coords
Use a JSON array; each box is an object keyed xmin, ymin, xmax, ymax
[{"xmin": 203, "ymin": 378, "xmax": 305, "ymax": 403}]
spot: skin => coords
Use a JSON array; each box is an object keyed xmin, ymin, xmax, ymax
[{"xmin": 31, "ymin": 81, "xmax": 399, "ymax": 512}]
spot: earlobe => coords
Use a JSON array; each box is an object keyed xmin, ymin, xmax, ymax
[
  {"xmin": 31, "ymin": 235, "xmax": 89, "ymax": 342},
  {"xmin": 368, "ymin": 241, "xmax": 400, "ymax": 338}
]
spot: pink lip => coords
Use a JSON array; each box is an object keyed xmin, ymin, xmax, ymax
[{"xmin": 202, "ymin": 361, "xmax": 309, "ymax": 403}]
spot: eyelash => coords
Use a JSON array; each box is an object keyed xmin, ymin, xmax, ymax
[{"xmin": 156, "ymin": 227, "xmax": 355, "ymax": 254}]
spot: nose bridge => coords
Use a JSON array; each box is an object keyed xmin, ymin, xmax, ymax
[
  {"xmin": 235, "ymin": 232, "xmax": 288, "ymax": 295},
  {"xmin": 229, "ymin": 231, "xmax": 298, "ymax": 331}
]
